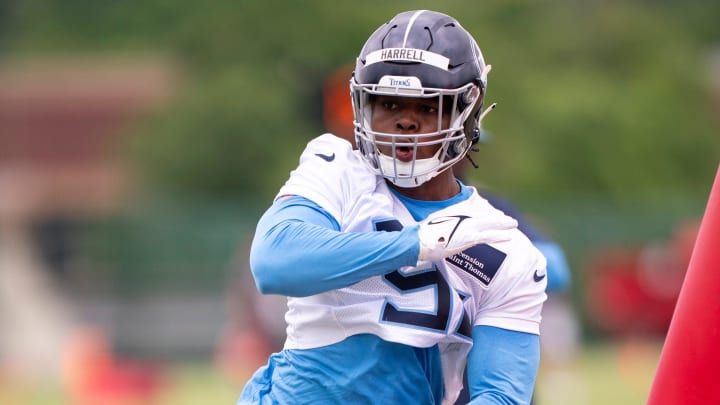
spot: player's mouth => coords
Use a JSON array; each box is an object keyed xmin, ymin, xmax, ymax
[{"xmin": 395, "ymin": 146, "xmax": 414, "ymax": 162}]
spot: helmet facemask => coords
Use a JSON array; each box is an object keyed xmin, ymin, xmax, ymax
[{"xmin": 351, "ymin": 76, "xmax": 485, "ymax": 188}]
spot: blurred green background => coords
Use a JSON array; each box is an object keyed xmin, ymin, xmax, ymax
[{"xmin": 0, "ymin": 1, "xmax": 718, "ymax": 404}]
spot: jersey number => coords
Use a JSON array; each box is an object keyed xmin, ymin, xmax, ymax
[{"xmin": 375, "ymin": 219, "xmax": 471, "ymax": 338}]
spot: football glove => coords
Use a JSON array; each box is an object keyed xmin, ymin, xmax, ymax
[{"xmin": 418, "ymin": 214, "xmax": 517, "ymax": 262}]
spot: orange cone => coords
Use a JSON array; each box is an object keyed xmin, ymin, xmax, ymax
[{"xmin": 648, "ymin": 164, "xmax": 720, "ymax": 404}]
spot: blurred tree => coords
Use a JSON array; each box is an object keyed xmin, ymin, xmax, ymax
[
  {"xmin": 0, "ymin": 0, "xmax": 15, "ymax": 49},
  {"xmin": 3, "ymin": 0, "xmax": 718, "ymax": 204},
  {"xmin": 128, "ymin": 67, "xmax": 312, "ymax": 199},
  {"xmin": 463, "ymin": 1, "xmax": 720, "ymax": 204}
]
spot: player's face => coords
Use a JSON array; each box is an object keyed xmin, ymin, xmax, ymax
[{"xmin": 370, "ymin": 95, "xmax": 451, "ymax": 161}]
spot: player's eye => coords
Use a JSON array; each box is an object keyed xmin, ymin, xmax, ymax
[
  {"xmin": 382, "ymin": 101, "xmax": 399, "ymax": 110},
  {"xmin": 419, "ymin": 104, "xmax": 438, "ymax": 114}
]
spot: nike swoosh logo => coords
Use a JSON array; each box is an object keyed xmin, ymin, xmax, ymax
[
  {"xmin": 533, "ymin": 270, "xmax": 546, "ymax": 283},
  {"xmin": 426, "ymin": 215, "xmax": 470, "ymax": 226},
  {"xmin": 315, "ymin": 152, "xmax": 335, "ymax": 162},
  {"xmin": 427, "ymin": 215, "xmax": 470, "ymax": 244}
]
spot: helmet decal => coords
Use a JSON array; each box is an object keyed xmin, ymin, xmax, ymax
[
  {"xmin": 365, "ymin": 48, "xmax": 450, "ymax": 71},
  {"xmin": 400, "ymin": 10, "xmax": 428, "ymax": 46}
]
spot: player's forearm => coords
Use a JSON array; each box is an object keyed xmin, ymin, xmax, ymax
[
  {"xmin": 466, "ymin": 326, "xmax": 540, "ymax": 405},
  {"xmin": 467, "ymin": 392, "xmax": 518, "ymax": 405},
  {"xmin": 250, "ymin": 196, "xmax": 420, "ymax": 297}
]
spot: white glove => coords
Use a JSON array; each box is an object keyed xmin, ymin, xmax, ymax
[{"xmin": 418, "ymin": 214, "xmax": 517, "ymax": 262}]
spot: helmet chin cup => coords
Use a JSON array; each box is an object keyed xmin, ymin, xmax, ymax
[{"xmin": 378, "ymin": 149, "xmax": 444, "ymax": 188}]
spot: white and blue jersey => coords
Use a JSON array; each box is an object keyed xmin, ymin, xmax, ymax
[{"xmin": 239, "ymin": 134, "xmax": 547, "ymax": 405}]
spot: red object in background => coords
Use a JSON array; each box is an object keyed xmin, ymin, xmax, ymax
[
  {"xmin": 62, "ymin": 328, "xmax": 166, "ymax": 405},
  {"xmin": 323, "ymin": 64, "xmax": 355, "ymax": 141},
  {"xmin": 214, "ymin": 329, "xmax": 275, "ymax": 385},
  {"xmin": 648, "ymin": 165, "xmax": 720, "ymax": 404},
  {"xmin": 585, "ymin": 249, "xmax": 678, "ymax": 336},
  {"xmin": 584, "ymin": 218, "xmax": 698, "ymax": 338}
]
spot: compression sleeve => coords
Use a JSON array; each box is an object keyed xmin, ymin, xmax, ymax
[
  {"xmin": 466, "ymin": 325, "xmax": 540, "ymax": 405},
  {"xmin": 250, "ymin": 195, "xmax": 421, "ymax": 297}
]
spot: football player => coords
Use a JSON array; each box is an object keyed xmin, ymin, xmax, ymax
[{"xmin": 239, "ymin": 10, "xmax": 547, "ymax": 405}]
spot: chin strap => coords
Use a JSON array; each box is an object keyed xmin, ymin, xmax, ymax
[
  {"xmin": 466, "ymin": 101, "xmax": 497, "ymax": 169},
  {"xmin": 466, "ymin": 152, "xmax": 480, "ymax": 169}
]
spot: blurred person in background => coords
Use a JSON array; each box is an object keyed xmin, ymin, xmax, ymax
[{"xmin": 236, "ymin": 9, "xmax": 547, "ymax": 404}]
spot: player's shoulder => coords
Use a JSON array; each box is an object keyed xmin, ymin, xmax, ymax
[
  {"xmin": 300, "ymin": 133, "xmax": 376, "ymax": 183},
  {"xmin": 502, "ymin": 228, "xmax": 545, "ymax": 265},
  {"xmin": 464, "ymin": 189, "xmax": 541, "ymax": 254},
  {"xmin": 300, "ymin": 133, "xmax": 357, "ymax": 165},
  {"xmin": 484, "ymin": 229, "xmax": 546, "ymax": 299},
  {"xmin": 461, "ymin": 187, "xmax": 520, "ymax": 227},
  {"xmin": 278, "ymin": 134, "xmax": 379, "ymax": 219},
  {"xmin": 469, "ymin": 189, "xmax": 545, "ymax": 275}
]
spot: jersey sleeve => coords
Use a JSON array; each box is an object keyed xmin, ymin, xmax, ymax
[
  {"xmin": 473, "ymin": 234, "xmax": 548, "ymax": 335},
  {"xmin": 276, "ymin": 133, "xmax": 376, "ymax": 223},
  {"xmin": 534, "ymin": 240, "xmax": 571, "ymax": 292}
]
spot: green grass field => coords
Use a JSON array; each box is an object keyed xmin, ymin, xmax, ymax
[
  {"xmin": 0, "ymin": 339, "xmax": 662, "ymax": 405},
  {"xmin": 536, "ymin": 339, "xmax": 661, "ymax": 405}
]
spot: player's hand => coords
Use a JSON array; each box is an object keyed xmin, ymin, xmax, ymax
[{"xmin": 417, "ymin": 214, "xmax": 517, "ymax": 262}]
